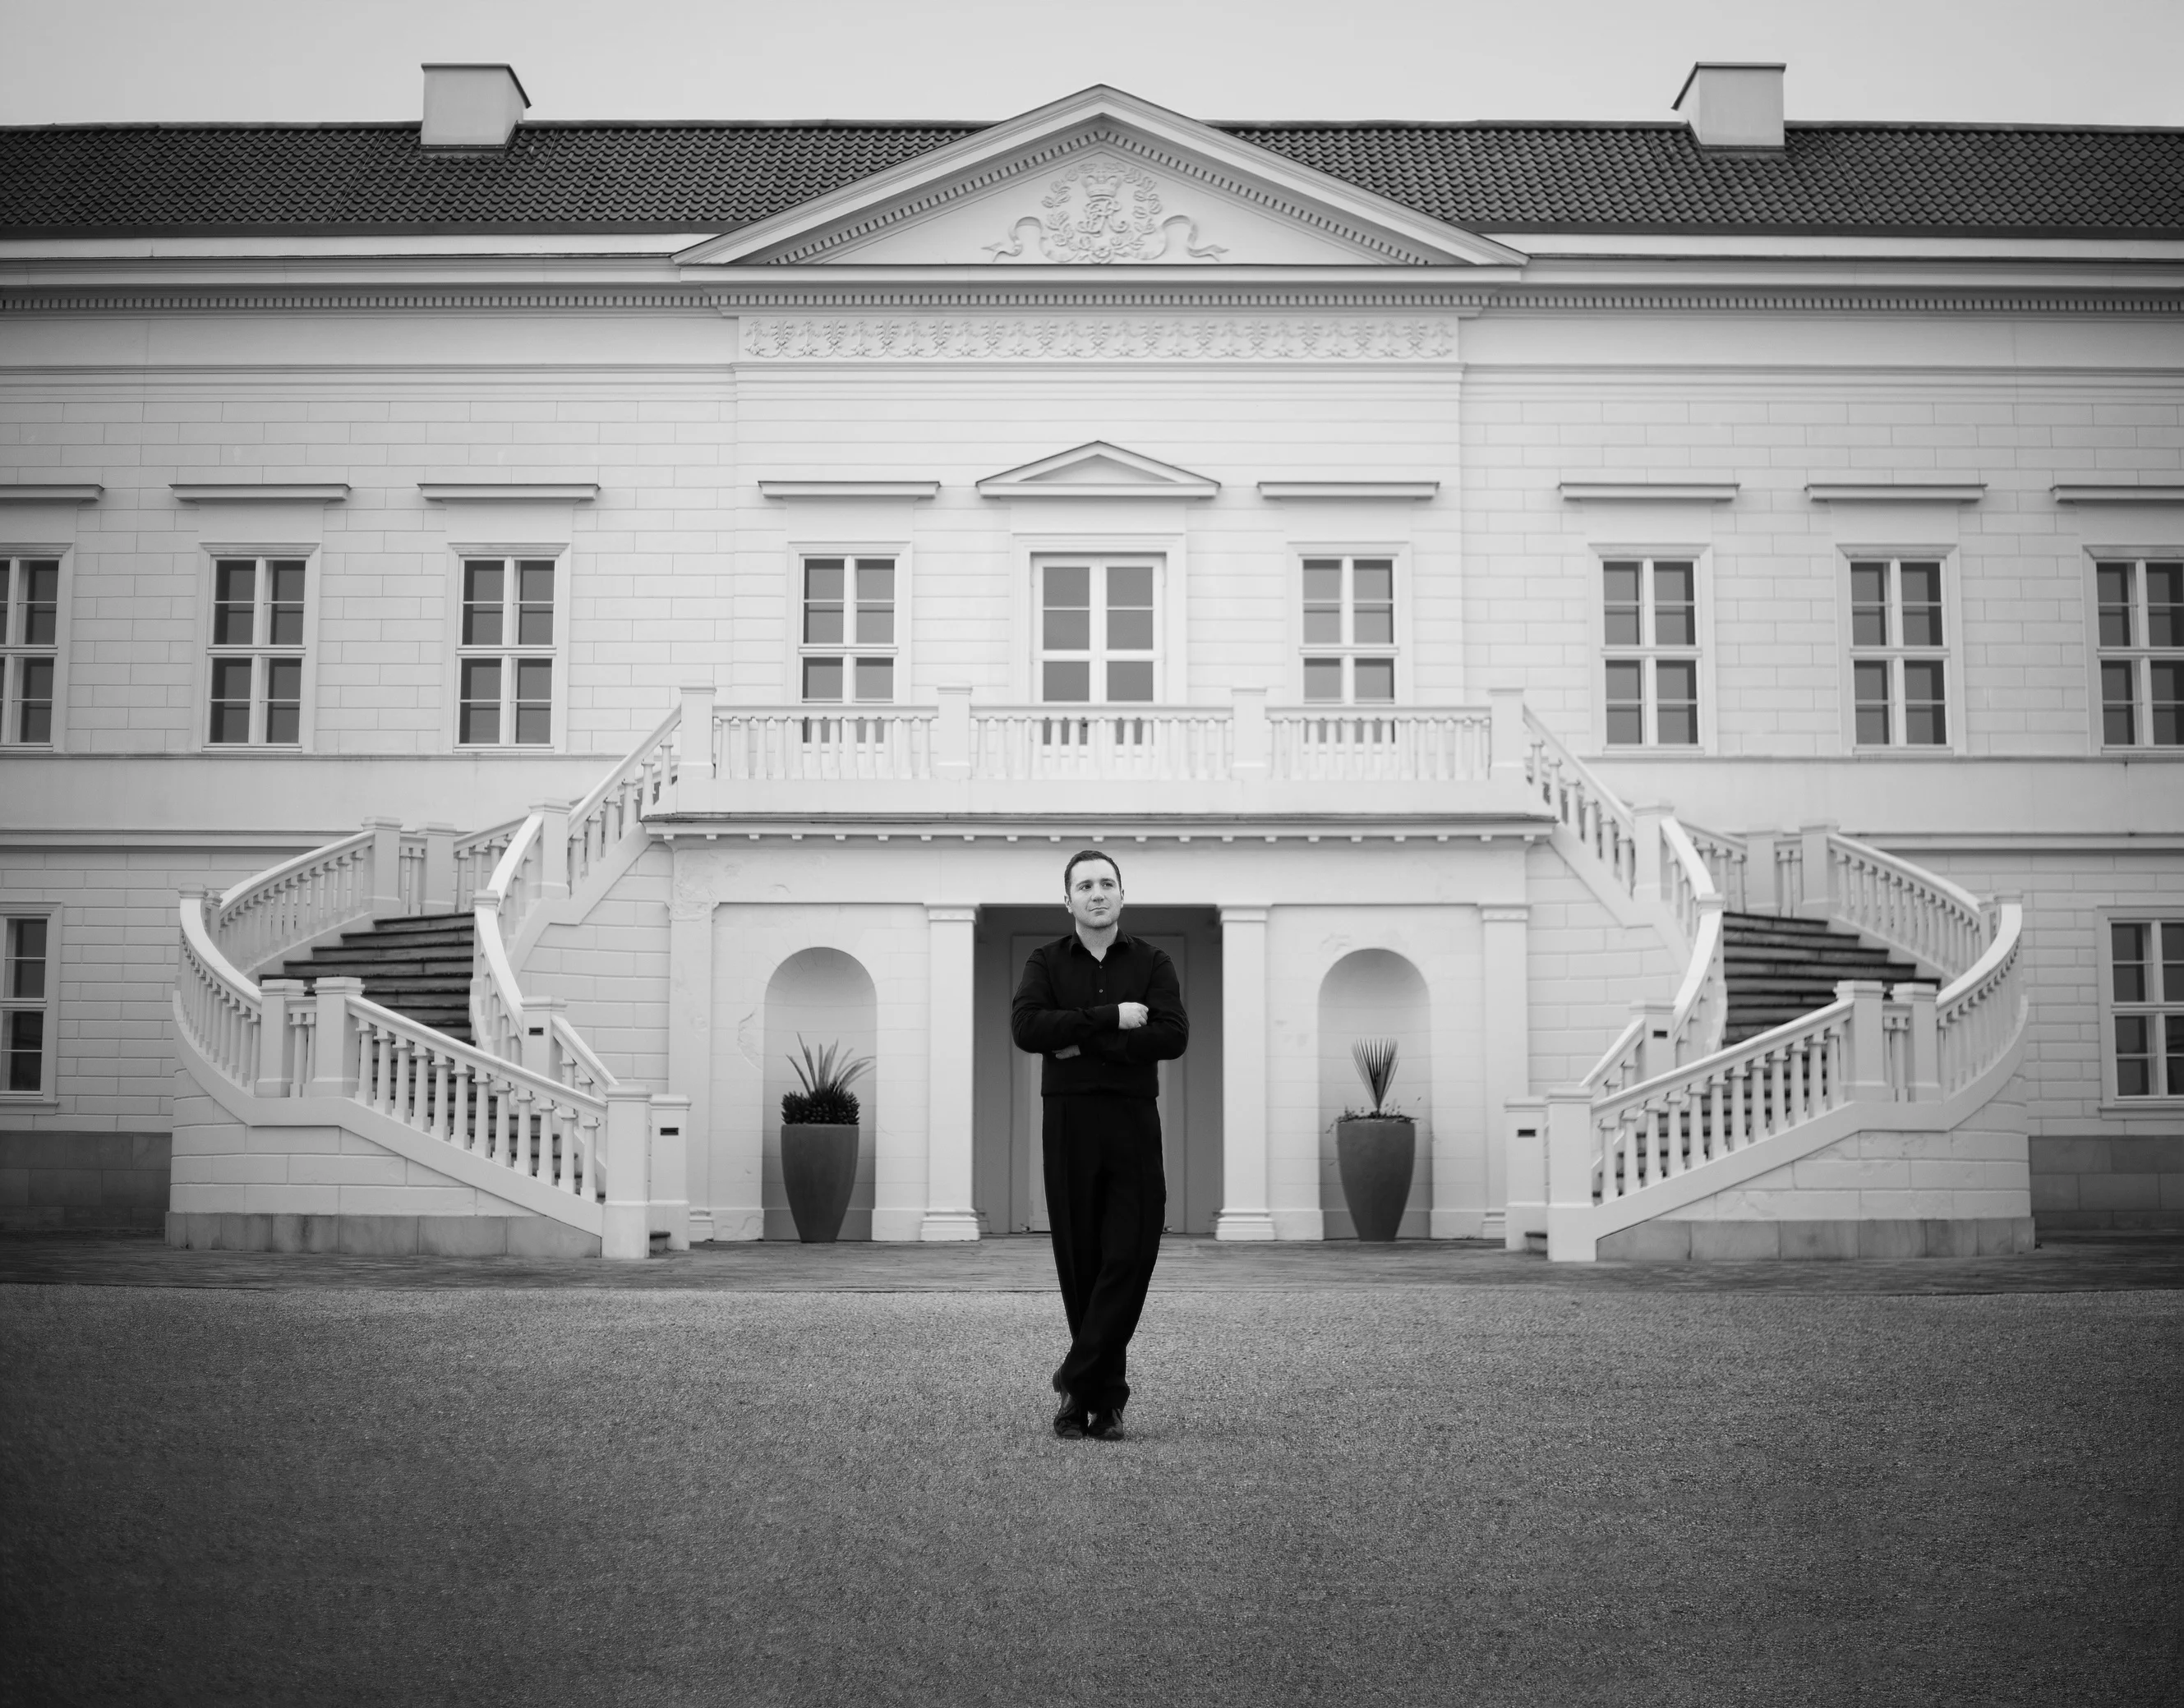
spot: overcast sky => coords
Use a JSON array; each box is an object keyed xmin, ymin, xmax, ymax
[{"xmin": 3, "ymin": 0, "xmax": 2179, "ymax": 128}]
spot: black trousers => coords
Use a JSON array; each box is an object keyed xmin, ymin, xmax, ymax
[{"xmin": 1043, "ymin": 1093, "xmax": 1166, "ymax": 1411}]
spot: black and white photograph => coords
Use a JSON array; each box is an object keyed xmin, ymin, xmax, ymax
[{"xmin": 2, "ymin": 0, "xmax": 2180, "ymax": 1700}]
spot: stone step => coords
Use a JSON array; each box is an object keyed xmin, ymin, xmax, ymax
[{"xmin": 283, "ymin": 955, "xmax": 473, "ymax": 981}]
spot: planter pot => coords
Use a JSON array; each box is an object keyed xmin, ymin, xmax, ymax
[
  {"xmin": 781, "ymin": 1123, "xmax": 859, "ymax": 1243},
  {"xmin": 1336, "ymin": 1117, "xmax": 1417, "ymax": 1242}
]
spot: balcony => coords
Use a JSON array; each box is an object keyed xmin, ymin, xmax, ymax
[{"xmin": 657, "ymin": 686, "xmax": 1550, "ymax": 822}]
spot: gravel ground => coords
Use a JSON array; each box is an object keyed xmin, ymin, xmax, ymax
[{"xmin": 2, "ymin": 1285, "xmax": 2181, "ymax": 1707}]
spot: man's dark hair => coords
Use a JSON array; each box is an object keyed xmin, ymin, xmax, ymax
[{"xmin": 1062, "ymin": 849, "xmax": 1122, "ymax": 894}]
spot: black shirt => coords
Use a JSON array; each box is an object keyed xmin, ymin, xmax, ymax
[{"xmin": 1010, "ymin": 931, "xmax": 1189, "ymax": 1099}]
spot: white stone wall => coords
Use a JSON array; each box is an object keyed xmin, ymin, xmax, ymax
[{"xmin": 523, "ymin": 841, "xmax": 673, "ymax": 1089}]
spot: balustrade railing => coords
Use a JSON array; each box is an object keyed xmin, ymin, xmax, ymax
[
  {"xmin": 973, "ymin": 707, "xmax": 1233, "ymax": 782},
  {"xmin": 551, "ymin": 1013, "xmax": 619, "ymax": 1098},
  {"xmin": 352, "ymin": 997, "xmax": 605, "ymax": 1204},
  {"xmin": 210, "ymin": 828, "xmax": 377, "ymax": 976},
  {"xmin": 1522, "ymin": 709, "xmax": 1638, "ymax": 897},
  {"xmin": 1266, "ymin": 707, "xmax": 1490, "ymax": 782},
  {"xmin": 1827, "ymin": 834, "xmax": 1988, "ymax": 981},
  {"xmin": 472, "ymin": 813, "xmax": 543, "ymax": 1064},
  {"xmin": 716, "ymin": 707, "xmax": 937, "ymax": 782},
  {"xmin": 454, "ymin": 822, "xmax": 523, "ymax": 912},
  {"xmin": 570, "ymin": 703, "xmax": 680, "ymax": 889},
  {"xmin": 1590, "ymin": 999, "xmax": 1852, "ymax": 1205},
  {"xmin": 1937, "ymin": 903, "xmax": 2025, "ymax": 1093},
  {"xmin": 1682, "ymin": 823, "xmax": 1749, "ymax": 914}
]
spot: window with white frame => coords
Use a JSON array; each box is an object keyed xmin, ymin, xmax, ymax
[
  {"xmin": 1039, "ymin": 559, "xmax": 1157, "ymax": 703},
  {"xmin": 2, "ymin": 911, "xmax": 55, "ymax": 1097},
  {"xmin": 2, "ymin": 557, "xmax": 59, "ymax": 746},
  {"xmin": 2108, "ymin": 919, "xmax": 2184, "ymax": 1098},
  {"xmin": 1301, "ymin": 556, "xmax": 1397, "ymax": 703},
  {"xmin": 1848, "ymin": 558, "xmax": 1950, "ymax": 748},
  {"xmin": 2094, "ymin": 559, "xmax": 2182, "ymax": 748},
  {"xmin": 799, "ymin": 556, "xmax": 896, "ymax": 703},
  {"xmin": 206, "ymin": 556, "xmax": 308, "ymax": 746},
  {"xmin": 1602, "ymin": 557, "xmax": 1699, "ymax": 746},
  {"xmin": 457, "ymin": 557, "xmax": 558, "ymax": 746}
]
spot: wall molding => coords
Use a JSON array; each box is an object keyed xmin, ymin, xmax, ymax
[
  {"xmin": 1808, "ymin": 482, "xmax": 1987, "ymax": 503},
  {"xmin": 2053, "ymin": 484, "xmax": 2184, "ymax": 504},
  {"xmin": 173, "ymin": 481, "xmax": 349, "ymax": 503},
  {"xmin": 4, "ymin": 285, "xmax": 2178, "ymax": 317},
  {"xmin": 0, "ymin": 484, "xmax": 101, "ymax": 503},
  {"xmin": 740, "ymin": 315, "xmax": 1461, "ymax": 361},
  {"xmin": 1560, "ymin": 481, "xmax": 1739, "ymax": 503}
]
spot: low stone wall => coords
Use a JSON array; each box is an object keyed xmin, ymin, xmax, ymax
[
  {"xmin": 165, "ymin": 1212, "xmax": 601, "ymax": 1257},
  {"xmin": 2030, "ymin": 1135, "xmax": 2184, "ymax": 1232},
  {"xmin": 0, "ymin": 1131, "xmax": 170, "ymax": 1231},
  {"xmin": 1599, "ymin": 1215, "xmax": 2037, "ymax": 1261}
]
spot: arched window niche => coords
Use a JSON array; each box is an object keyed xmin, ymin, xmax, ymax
[
  {"xmin": 1316, "ymin": 948, "xmax": 1432, "ymax": 1240},
  {"xmin": 761, "ymin": 946, "xmax": 879, "ymax": 1241}
]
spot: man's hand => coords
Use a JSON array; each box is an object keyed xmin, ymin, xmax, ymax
[
  {"xmin": 1117, "ymin": 1002, "xmax": 1149, "ymax": 1030},
  {"xmin": 1054, "ymin": 1044, "xmax": 1080, "ymax": 1059}
]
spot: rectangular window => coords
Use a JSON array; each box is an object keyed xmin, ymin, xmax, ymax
[
  {"xmin": 1299, "ymin": 555, "xmax": 1398, "ymax": 705},
  {"xmin": 2, "ymin": 914, "xmax": 54, "ymax": 1097},
  {"xmin": 1601, "ymin": 558, "xmax": 1701, "ymax": 747},
  {"xmin": 2109, "ymin": 919, "xmax": 2184, "ymax": 1098},
  {"xmin": 2094, "ymin": 560, "xmax": 2183, "ymax": 748},
  {"xmin": 799, "ymin": 556, "xmax": 896, "ymax": 703},
  {"xmin": 205, "ymin": 557, "xmax": 309, "ymax": 747},
  {"xmin": 1847, "ymin": 559, "xmax": 1951, "ymax": 748},
  {"xmin": 1039, "ymin": 559, "xmax": 1157, "ymax": 704},
  {"xmin": 456, "ymin": 558, "xmax": 558, "ymax": 746},
  {"xmin": 2, "ymin": 558, "xmax": 62, "ymax": 746}
]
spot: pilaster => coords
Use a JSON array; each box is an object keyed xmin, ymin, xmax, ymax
[
  {"xmin": 921, "ymin": 904, "xmax": 981, "ymax": 1241},
  {"xmin": 1214, "ymin": 904, "xmax": 1276, "ymax": 1241},
  {"xmin": 1469, "ymin": 903, "xmax": 1531, "ymax": 1241}
]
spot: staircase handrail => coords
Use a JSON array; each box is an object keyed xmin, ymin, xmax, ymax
[
  {"xmin": 551, "ymin": 1012, "xmax": 620, "ymax": 1096},
  {"xmin": 1824, "ymin": 831, "xmax": 1988, "ymax": 981},
  {"xmin": 471, "ymin": 812, "xmax": 543, "ymax": 1061},
  {"xmin": 177, "ymin": 895, "xmax": 265, "ymax": 1088},
  {"xmin": 210, "ymin": 826, "xmax": 379, "ymax": 976},
  {"xmin": 345, "ymin": 988, "xmax": 607, "ymax": 1196},
  {"xmin": 1937, "ymin": 900, "xmax": 2025, "ymax": 1093},
  {"xmin": 1521, "ymin": 707, "xmax": 1638, "ymax": 898},
  {"xmin": 568, "ymin": 702, "xmax": 682, "ymax": 889},
  {"xmin": 454, "ymin": 818, "xmax": 526, "ymax": 912},
  {"xmin": 1679, "ymin": 821, "xmax": 1749, "ymax": 913}
]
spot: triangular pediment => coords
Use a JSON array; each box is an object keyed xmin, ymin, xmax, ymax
[
  {"xmin": 678, "ymin": 87, "xmax": 1523, "ymax": 270},
  {"xmin": 976, "ymin": 442, "xmax": 1219, "ymax": 499}
]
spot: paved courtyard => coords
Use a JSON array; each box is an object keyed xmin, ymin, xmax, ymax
[{"xmin": 2, "ymin": 1234, "xmax": 2180, "ymax": 1706}]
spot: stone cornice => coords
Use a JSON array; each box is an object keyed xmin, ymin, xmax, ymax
[
  {"xmin": 1259, "ymin": 481, "xmax": 1440, "ymax": 500},
  {"xmin": 1807, "ymin": 482, "xmax": 1987, "ymax": 503},
  {"xmin": 0, "ymin": 483, "xmax": 100, "ymax": 503},
  {"xmin": 2, "ymin": 283, "xmax": 2179, "ymax": 317},
  {"xmin": 758, "ymin": 481, "xmax": 940, "ymax": 500},
  {"xmin": 419, "ymin": 481, "xmax": 598, "ymax": 502},
  {"xmin": 173, "ymin": 481, "xmax": 348, "ymax": 502},
  {"xmin": 2052, "ymin": 484, "xmax": 2184, "ymax": 504},
  {"xmin": 1561, "ymin": 481, "xmax": 1739, "ymax": 503}
]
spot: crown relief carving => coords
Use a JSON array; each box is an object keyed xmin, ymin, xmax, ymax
[{"xmin": 985, "ymin": 160, "xmax": 1225, "ymax": 265}]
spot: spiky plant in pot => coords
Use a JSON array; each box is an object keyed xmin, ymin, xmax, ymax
[
  {"xmin": 1348, "ymin": 1037, "xmax": 1411, "ymax": 1121},
  {"xmin": 781, "ymin": 1036, "xmax": 870, "ymax": 1126},
  {"xmin": 1338, "ymin": 1036, "xmax": 1416, "ymax": 1242}
]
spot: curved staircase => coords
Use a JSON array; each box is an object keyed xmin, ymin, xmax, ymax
[
  {"xmin": 1516, "ymin": 711, "xmax": 2030, "ymax": 1262},
  {"xmin": 281, "ymin": 914, "xmax": 477, "ymax": 1044},
  {"xmin": 1722, "ymin": 913, "xmax": 1926, "ymax": 1047},
  {"xmin": 170, "ymin": 704, "xmax": 687, "ymax": 1259}
]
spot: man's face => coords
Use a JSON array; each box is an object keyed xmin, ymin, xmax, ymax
[{"xmin": 1065, "ymin": 859, "xmax": 1123, "ymax": 932}]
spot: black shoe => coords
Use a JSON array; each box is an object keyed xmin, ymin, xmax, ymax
[
  {"xmin": 1053, "ymin": 1397, "xmax": 1090, "ymax": 1440},
  {"xmin": 1085, "ymin": 1403, "xmax": 1127, "ymax": 1442}
]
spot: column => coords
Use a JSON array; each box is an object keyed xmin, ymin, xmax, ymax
[
  {"xmin": 920, "ymin": 904, "xmax": 980, "ymax": 1241},
  {"xmin": 1472, "ymin": 904, "xmax": 1531, "ymax": 1242},
  {"xmin": 601, "ymin": 1085, "xmax": 653, "ymax": 1261},
  {"xmin": 667, "ymin": 882, "xmax": 729, "ymax": 1241},
  {"xmin": 649, "ymin": 1093, "xmax": 692, "ymax": 1250},
  {"xmin": 1214, "ymin": 904, "xmax": 1276, "ymax": 1241}
]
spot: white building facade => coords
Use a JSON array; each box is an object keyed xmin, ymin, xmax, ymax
[{"xmin": 2, "ymin": 70, "xmax": 2180, "ymax": 1256}]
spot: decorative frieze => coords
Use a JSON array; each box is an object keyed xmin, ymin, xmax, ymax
[{"xmin": 739, "ymin": 315, "xmax": 1459, "ymax": 361}]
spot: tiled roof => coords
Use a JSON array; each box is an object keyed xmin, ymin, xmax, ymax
[{"xmin": 3, "ymin": 119, "xmax": 2181, "ymax": 239}]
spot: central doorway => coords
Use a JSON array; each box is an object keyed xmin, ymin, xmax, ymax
[{"xmin": 972, "ymin": 905, "xmax": 1223, "ymax": 1235}]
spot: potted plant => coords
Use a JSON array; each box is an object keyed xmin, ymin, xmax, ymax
[
  {"xmin": 779, "ymin": 1036, "xmax": 872, "ymax": 1243},
  {"xmin": 1335, "ymin": 1038, "xmax": 1415, "ymax": 1242}
]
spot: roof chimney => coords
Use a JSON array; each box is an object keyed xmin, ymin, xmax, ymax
[
  {"xmin": 1674, "ymin": 62, "xmax": 1785, "ymax": 150},
  {"xmin": 422, "ymin": 63, "xmax": 530, "ymax": 150}
]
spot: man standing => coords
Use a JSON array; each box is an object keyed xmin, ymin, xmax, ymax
[{"xmin": 1010, "ymin": 850, "xmax": 1188, "ymax": 1442}]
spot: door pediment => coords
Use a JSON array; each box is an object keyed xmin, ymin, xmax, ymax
[
  {"xmin": 976, "ymin": 442, "xmax": 1219, "ymax": 500},
  {"xmin": 679, "ymin": 86, "xmax": 1523, "ymax": 270}
]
